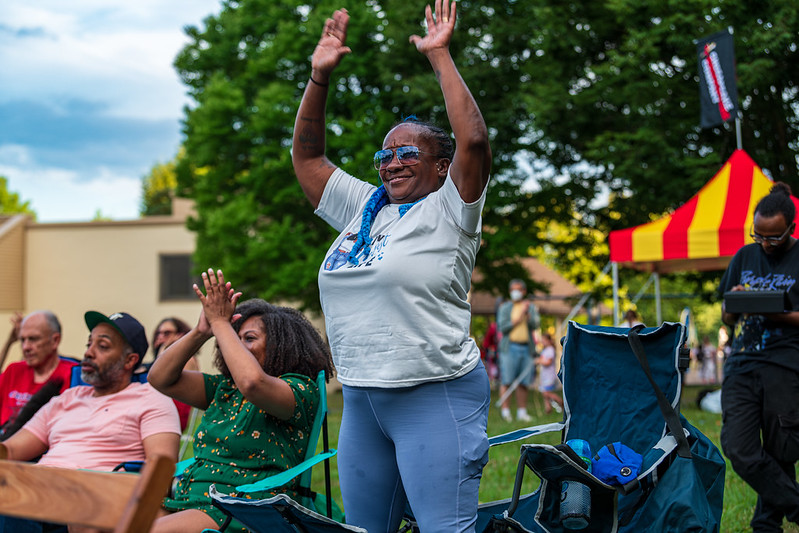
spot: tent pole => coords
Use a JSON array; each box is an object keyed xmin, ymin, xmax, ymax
[
  {"xmin": 631, "ymin": 273, "xmax": 656, "ymax": 305},
  {"xmin": 612, "ymin": 262, "xmax": 619, "ymax": 326},
  {"xmin": 654, "ymin": 272, "xmax": 662, "ymax": 325},
  {"xmin": 735, "ymin": 115, "xmax": 743, "ymax": 150},
  {"xmin": 555, "ymin": 261, "xmax": 613, "ymax": 339}
]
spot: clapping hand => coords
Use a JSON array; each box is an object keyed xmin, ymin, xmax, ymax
[{"xmin": 193, "ymin": 269, "xmax": 242, "ymax": 329}]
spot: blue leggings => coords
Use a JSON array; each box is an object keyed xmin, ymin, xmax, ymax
[{"xmin": 337, "ymin": 362, "xmax": 490, "ymax": 533}]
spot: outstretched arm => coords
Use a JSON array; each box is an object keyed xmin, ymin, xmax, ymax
[
  {"xmin": 410, "ymin": 0, "xmax": 491, "ymax": 203},
  {"xmin": 292, "ymin": 9, "xmax": 353, "ymax": 209}
]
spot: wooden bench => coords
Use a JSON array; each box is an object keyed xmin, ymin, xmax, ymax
[{"xmin": 0, "ymin": 444, "xmax": 174, "ymax": 532}]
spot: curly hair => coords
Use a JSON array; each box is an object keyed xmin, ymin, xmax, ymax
[
  {"xmin": 755, "ymin": 181, "xmax": 795, "ymax": 225},
  {"xmin": 214, "ymin": 299, "xmax": 334, "ymax": 381}
]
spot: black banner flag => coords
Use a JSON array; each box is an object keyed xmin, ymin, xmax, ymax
[{"xmin": 696, "ymin": 29, "xmax": 738, "ymax": 129}]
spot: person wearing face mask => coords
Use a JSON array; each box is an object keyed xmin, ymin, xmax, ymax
[
  {"xmin": 719, "ymin": 182, "xmax": 799, "ymax": 532},
  {"xmin": 496, "ymin": 279, "xmax": 540, "ymax": 422}
]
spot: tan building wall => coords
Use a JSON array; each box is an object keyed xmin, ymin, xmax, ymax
[
  {"xmin": 2, "ymin": 210, "xmax": 216, "ymax": 371},
  {"xmin": 0, "ymin": 215, "xmax": 28, "ymax": 313}
]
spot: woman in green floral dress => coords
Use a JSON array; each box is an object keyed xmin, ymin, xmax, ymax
[{"xmin": 149, "ymin": 269, "xmax": 334, "ymax": 533}]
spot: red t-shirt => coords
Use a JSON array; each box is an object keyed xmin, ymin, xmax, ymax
[
  {"xmin": 174, "ymin": 399, "xmax": 192, "ymax": 431},
  {"xmin": 0, "ymin": 358, "xmax": 77, "ymax": 426}
]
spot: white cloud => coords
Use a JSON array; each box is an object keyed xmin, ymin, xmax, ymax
[
  {"xmin": 0, "ymin": 1, "xmax": 221, "ymax": 221},
  {"xmin": 1, "ymin": 146, "xmax": 141, "ymax": 222},
  {"xmin": 2, "ymin": 1, "xmax": 220, "ymax": 120}
]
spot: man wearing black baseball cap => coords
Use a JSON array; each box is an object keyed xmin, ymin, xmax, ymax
[
  {"xmin": 0, "ymin": 310, "xmax": 179, "ymax": 473},
  {"xmin": 82, "ymin": 311, "xmax": 149, "ymax": 389}
]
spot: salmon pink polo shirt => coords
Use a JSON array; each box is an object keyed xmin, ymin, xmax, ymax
[{"xmin": 23, "ymin": 382, "xmax": 180, "ymax": 471}]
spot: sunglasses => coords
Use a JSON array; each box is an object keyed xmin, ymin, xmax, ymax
[
  {"xmin": 749, "ymin": 223, "xmax": 795, "ymax": 245},
  {"xmin": 373, "ymin": 146, "xmax": 425, "ymax": 170}
]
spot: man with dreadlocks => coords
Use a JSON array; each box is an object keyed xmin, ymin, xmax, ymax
[
  {"xmin": 149, "ymin": 269, "xmax": 334, "ymax": 533},
  {"xmin": 720, "ymin": 182, "xmax": 799, "ymax": 531},
  {"xmin": 291, "ymin": 1, "xmax": 492, "ymax": 531}
]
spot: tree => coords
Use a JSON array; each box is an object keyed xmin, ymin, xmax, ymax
[
  {"xmin": 0, "ymin": 177, "xmax": 36, "ymax": 220},
  {"xmin": 175, "ymin": 0, "xmax": 798, "ymax": 309},
  {"xmin": 494, "ymin": 0, "xmax": 798, "ymax": 228},
  {"xmin": 141, "ymin": 157, "xmax": 180, "ymax": 216},
  {"xmin": 174, "ymin": 0, "xmax": 539, "ymax": 309}
]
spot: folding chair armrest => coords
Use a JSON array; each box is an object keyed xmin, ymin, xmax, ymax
[
  {"xmin": 174, "ymin": 457, "xmax": 195, "ymax": 476},
  {"xmin": 488, "ymin": 422, "xmax": 564, "ymax": 447},
  {"xmin": 235, "ymin": 449, "xmax": 337, "ymax": 493}
]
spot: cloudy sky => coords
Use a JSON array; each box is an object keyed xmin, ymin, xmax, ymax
[{"xmin": 1, "ymin": 1, "xmax": 222, "ymax": 222}]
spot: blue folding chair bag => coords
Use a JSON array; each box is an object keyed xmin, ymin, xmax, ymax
[
  {"xmin": 560, "ymin": 323, "xmax": 682, "ymax": 454},
  {"xmin": 619, "ymin": 418, "xmax": 725, "ymax": 532},
  {"xmin": 482, "ymin": 322, "xmax": 724, "ymax": 533}
]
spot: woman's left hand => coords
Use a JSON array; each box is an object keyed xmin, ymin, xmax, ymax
[
  {"xmin": 193, "ymin": 269, "xmax": 242, "ymax": 325},
  {"xmin": 409, "ymin": 0, "xmax": 456, "ymax": 54}
]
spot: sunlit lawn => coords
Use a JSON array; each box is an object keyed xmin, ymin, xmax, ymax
[{"xmin": 313, "ymin": 383, "xmax": 799, "ymax": 532}]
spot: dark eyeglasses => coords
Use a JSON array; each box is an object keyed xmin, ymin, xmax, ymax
[
  {"xmin": 750, "ymin": 223, "xmax": 795, "ymax": 244},
  {"xmin": 373, "ymin": 146, "xmax": 425, "ymax": 170}
]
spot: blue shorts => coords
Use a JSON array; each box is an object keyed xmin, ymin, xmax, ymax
[
  {"xmin": 337, "ymin": 361, "xmax": 490, "ymax": 532},
  {"xmin": 499, "ymin": 342, "xmax": 535, "ymax": 387}
]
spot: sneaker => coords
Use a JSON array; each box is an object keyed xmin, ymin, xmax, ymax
[
  {"xmin": 550, "ymin": 400, "xmax": 563, "ymax": 414},
  {"xmin": 516, "ymin": 409, "xmax": 532, "ymax": 423},
  {"xmin": 501, "ymin": 408, "xmax": 512, "ymax": 422}
]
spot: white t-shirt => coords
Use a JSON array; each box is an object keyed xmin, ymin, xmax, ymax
[{"xmin": 316, "ymin": 168, "xmax": 486, "ymax": 387}]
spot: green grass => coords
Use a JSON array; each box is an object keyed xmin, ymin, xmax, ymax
[{"xmin": 312, "ymin": 384, "xmax": 799, "ymax": 532}]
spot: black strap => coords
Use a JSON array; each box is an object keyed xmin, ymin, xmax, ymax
[{"xmin": 627, "ymin": 326, "xmax": 691, "ymax": 458}]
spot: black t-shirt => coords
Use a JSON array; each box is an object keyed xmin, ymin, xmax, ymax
[{"xmin": 719, "ymin": 240, "xmax": 799, "ymax": 375}]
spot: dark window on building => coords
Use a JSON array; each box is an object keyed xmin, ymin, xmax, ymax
[{"xmin": 160, "ymin": 254, "xmax": 200, "ymax": 301}]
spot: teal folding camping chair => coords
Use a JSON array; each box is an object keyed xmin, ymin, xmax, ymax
[
  {"xmin": 476, "ymin": 321, "xmax": 725, "ymax": 533},
  {"xmin": 181, "ymin": 370, "xmax": 357, "ymax": 532}
]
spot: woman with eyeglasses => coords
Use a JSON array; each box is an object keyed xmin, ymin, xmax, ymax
[
  {"xmin": 150, "ymin": 317, "xmax": 196, "ymax": 430},
  {"xmin": 291, "ymin": 1, "xmax": 491, "ymax": 531},
  {"xmin": 719, "ymin": 181, "xmax": 799, "ymax": 531}
]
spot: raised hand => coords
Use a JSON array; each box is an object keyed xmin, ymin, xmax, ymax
[
  {"xmin": 409, "ymin": 0, "xmax": 456, "ymax": 55},
  {"xmin": 8, "ymin": 312, "xmax": 22, "ymax": 344},
  {"xmin": 193, "ymin": 269, "xmax": 242, "ymax": 326},
  {"xmin": 311, "ymin": 9, "xmax": 352, "ymax": 78}
]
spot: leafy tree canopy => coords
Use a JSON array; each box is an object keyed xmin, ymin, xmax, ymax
[
  {"xmin": 175, "ymin": 0, "xmax": 798, "ymax": 310},
  {"xmin": 0, "ymin": 176, "xmax": 36, "ymax": 220},
  {"xmin": 141, "ymin": 155, "xmax": 181, "ymax": 216}
]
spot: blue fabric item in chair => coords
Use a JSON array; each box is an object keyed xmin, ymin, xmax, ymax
[{"xmin": 591, "ymin": 442, "xmax": 642, "ymax": 486}]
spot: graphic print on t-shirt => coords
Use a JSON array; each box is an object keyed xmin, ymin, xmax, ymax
[{"xmin": 324, "ymin": 232, "xmax": 389, "ymax": 271}]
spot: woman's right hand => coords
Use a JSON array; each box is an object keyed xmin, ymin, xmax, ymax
[
  {"xmin": 193, "ymin": 269, "xmax": 242, "ymax": 327},
  {"xmin": 310, "ymin": 9, "xmax": 352, "ymax": 79}
]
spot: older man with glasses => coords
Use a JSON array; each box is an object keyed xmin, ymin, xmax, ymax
[{"xmin": 720, "ymin": 181, "xmax": 799, "ymax": 532}]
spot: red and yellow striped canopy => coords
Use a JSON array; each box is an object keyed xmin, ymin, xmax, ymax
[{"xmin": 609, "ymin": 150, "xmax": 799, "ymax": 273}]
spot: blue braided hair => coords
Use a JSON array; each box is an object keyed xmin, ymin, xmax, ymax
[
  {"xmin": 347, "ymin": 185, "xmax": 424, "ymax": 265},
  {"xmin": 346, "ymin": 117, "xmax": 453, "ymax": 266}
]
